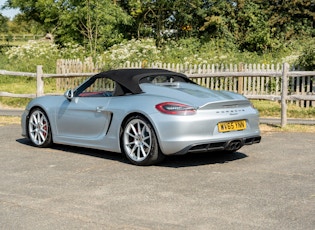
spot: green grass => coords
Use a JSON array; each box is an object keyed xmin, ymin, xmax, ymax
[
  {"xmin": 251, "ymin": 100, "xmax": 315, "ymax": 119},
  {"xmin": 0, "ymin": 76, "xmax": 36, "ymax": 94},
  {"xmin": 0, "ymin": 76, "xmax": 57, "ymax": 108}
]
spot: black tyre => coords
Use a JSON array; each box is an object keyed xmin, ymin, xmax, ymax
[
  {"xmin": 28, "ymin": 108, "xmax": 52, "ymax": 147},
  {"xmin": 121, "ymin": 116, "xmax": 164, "ymax": 166}
]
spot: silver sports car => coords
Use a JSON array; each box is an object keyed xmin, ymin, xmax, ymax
[{"xmin": 21, "ymin": 68, "xmax": 261, "ymax": 165}]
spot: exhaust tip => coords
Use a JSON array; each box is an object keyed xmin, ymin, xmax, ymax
[{"xmin": 226, "ymin": 140, "xmax": 243, "ymax": 151}]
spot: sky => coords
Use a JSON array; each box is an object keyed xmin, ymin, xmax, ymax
[{"xmin": 0, "ymin": 0, "xmax": 20, "ymax": 19}]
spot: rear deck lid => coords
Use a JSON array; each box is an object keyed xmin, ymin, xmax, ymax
[{"xmin": 140, "ymin": 82, "xmax": 250, "ymax": 108}]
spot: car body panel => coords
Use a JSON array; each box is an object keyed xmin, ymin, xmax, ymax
[{"xmin": 21, "ymin": 68, "xmax": 261, "ymax": 157}]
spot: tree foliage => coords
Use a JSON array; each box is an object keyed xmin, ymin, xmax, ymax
[
  {"xmin": 296, "ymin": 41, "xmax": 315, "ymax": 70},
  {"xmin": 120, "ymin": 0, "xmax": 206, "ymax": 46},
  {"xmin": 0, "ymin": 14, "xmax": 9, "ymax": 33},
  {"xmin": 4, "ymin": 0, "xmax": 131, "ymax": 56},
  {"xmin": 2, "ymin": 0, "xmax": 315, "ymax": 54}
]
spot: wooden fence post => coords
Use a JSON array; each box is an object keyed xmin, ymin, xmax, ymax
[
  {"xmin": 238, "ymin": 63, "xmax": 244, "ymax": 94},
  {"xmin": 36, "ymin": 65, "xmax": 44, "ymax": 97},
  {"xmin": 281, "ymin": 63, "xmax": 289, "ymax": 127}
]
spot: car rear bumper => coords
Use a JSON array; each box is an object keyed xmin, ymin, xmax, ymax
[
  {"xmin": 172, "ymin": 135, "xmax": 261, "ymax": 155},
  {"xmin": 149, "ymin": 110, "xmax": 261, "ymax": 155}
]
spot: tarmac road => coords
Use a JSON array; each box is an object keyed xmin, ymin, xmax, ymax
[{"xmin": 0, "ymin": 124, "xmax": 314, "ymax": 229}]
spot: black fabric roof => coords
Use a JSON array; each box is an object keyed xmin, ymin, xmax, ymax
[{"xmin": 91, "ymin": 68, "xmax": 194, "ymax": 96}]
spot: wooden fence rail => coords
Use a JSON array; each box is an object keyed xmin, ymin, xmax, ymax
[
  {"xmin": 1, "ymin": 63, "xmax": 315, "ymax": 127},
  {"xmin": 0, "ymin": 34, "xmax": 44, "ymax": 43}
]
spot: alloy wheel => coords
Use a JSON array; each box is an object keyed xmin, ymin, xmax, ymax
[
  {"xmin": 123, "ymin": 118, "xmax": 152, "ymax": 162},
  {"xmin": 28, "ymin": 110, "xmax": 50, "ymax": 146}
]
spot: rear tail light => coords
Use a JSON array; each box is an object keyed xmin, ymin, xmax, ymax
[{"xmin": 155, "ymin": 102, "xmax": 196, "ymax": 115}]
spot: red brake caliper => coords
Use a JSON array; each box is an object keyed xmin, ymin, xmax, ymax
[{"xmin": 43, "ymin": 120, "xmax": 47, "ymax": 137}]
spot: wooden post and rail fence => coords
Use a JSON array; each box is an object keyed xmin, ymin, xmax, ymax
[
  {"xmin": 0, "ymin": 34, "xmax": 44, "ymax": 43},
  {"xmin": 0, "ymin": 62, "xmax": 315, "ymax": 127}
]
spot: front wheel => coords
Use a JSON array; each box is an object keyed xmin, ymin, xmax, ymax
[
  {"xmin": 121, "ymin": 116, "xmax": 164, "ymax": 166},
  {"xmin": 28, "ymin": 108, "xmax": 52, "ymax": 147}
]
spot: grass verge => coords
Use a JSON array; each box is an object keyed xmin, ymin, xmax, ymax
[
  {"xmin": 251, "ymin": 100, "xmax": 315, "ymax": 118},
  {"xmin": 0, "ymin": 116, "xmax": 20, "ymax": 126},
  {"xmin": 259, "ymin": 124, "xmax": 315, "ymax": 133}
]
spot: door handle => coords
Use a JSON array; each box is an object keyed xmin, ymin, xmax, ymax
[{"xmin": 96, "ymin": 106, "xmax": 104, "ymax": 112}]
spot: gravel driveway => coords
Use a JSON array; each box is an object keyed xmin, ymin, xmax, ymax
[{"xmin": 0, "ymin": 124, "xmax": 314, "ymax": 229}]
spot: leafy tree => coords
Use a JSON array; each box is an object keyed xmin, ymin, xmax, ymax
[
  {"xmin": 0, "ymin": 14, "xmax": 9, "ymax": 33},
  {"xmin": 4, "ymin": 0, "xmax": 132, "ymax": 54},
  {"xmin": 9, "ymin": 14, "xmax": 44, "ymax": 34},
  {"xmin": 3, "ymin": 0, "xmax": 315, "ymax": 56},
  {"xmin": 77, "ymin": 0, "xmax": 132, "ymax": 56},
  {"xmin": 235, "ymin": 1, "xmax": 273, "ymax": 52},
  {"xmin": 120, "ymin": 0, "xmax": 176, "ymax": 46},
  {"xmin": 199, "ymin": 0, "xmax": 311, "ymax": 53},
  {"xmin": 4, "ymin": 0, "xmax": 72, "ymax": 36},
  {"xmin": 199, "ymin": 0, "xmax": 236, "ymax": 42},
  {"xmin": 296, "ymin": 42, "xmax": 315, "ymax": 70},
  {"xmin": 171, "ymin": 0, "xmax": 207, "ymax": 38},
  {"xmin": 255, "ymin": 0, "xmax": 315, "ymax": 40},
  {"xmin": 120, "ymin": 0, "xmax": 206, "ymax": 46}
]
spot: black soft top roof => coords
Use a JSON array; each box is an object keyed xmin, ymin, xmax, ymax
[{"xmin": 90, "ymin": 68, "xmax": 194, "ymax": 96}]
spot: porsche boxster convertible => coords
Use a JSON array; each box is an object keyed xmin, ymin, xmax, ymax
[{"xmin": 21, "ymin": 68, "xmax": 261, "ymax": 165}]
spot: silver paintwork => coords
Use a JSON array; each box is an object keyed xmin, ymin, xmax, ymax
[{"xmin": 21, "ymin": 73, "xmax": 261, "ymax": 156}]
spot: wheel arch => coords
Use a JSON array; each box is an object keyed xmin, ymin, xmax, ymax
[
  {"xmin": 119, "ymin": 112, "xmax": 165, "ymax": 165},
  {"xmin": 119, "ymin": 112, "xmax": 162, "ymax": 153},
  {"xmin": 120, "ymin": 112, "xmax": 153, "ymax": 134},
  {"xmin": 26, "ymin": 106, "xmax": 54, "ymax": 142}
]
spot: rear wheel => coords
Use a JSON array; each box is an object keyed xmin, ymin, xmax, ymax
[
  {"xmin": 28, "ymin": 108, "xmax": 52, "ymax": 147},
  {"xmin": 121, "ymin": 116, "xmax": 164, "ymax": 166}
]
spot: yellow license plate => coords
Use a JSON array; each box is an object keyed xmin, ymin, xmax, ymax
[{"xmin": 218, "ymin": 120, "xmax": 246, "ymax": 133}]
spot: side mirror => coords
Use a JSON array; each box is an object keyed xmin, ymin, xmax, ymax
[{"xmin": 64, "ymin": 89, "xmax": 74, "ymax": 101}]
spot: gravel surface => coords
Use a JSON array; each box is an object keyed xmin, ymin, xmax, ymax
[{"xmin": 0, "ymin": 125, "xmax": 314, "ymax": 229}]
